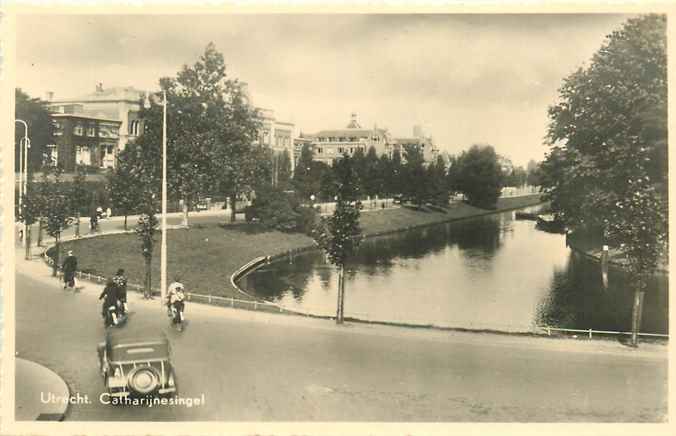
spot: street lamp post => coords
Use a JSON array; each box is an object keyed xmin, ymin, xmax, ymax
[
  {"xmin": 15, "ymin": 119, "xmax": 30, "ymax": 246},
  {"xmin": 144, "ymin": 91, "xmax": 168, "ymax": 307}
]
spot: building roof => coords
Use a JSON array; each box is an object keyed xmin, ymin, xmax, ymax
[
  {"xmin": 310, "ymin": 128, "xmax": 388, "ymax": 138},
  {"xmin": 51, "ymin": 113, "xmax": 122, "ymax": 123},
  {"xmin": 49, "ymin": 86, "xmax": 147, "ymax": 104}
]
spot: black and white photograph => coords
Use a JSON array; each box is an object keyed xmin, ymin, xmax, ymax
[{"xmin": 1, "ymin": 5, "xmax": 671, "ymax": 434}]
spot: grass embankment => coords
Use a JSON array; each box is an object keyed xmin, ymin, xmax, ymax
[{"xmin": 56, "ymin": 194, "xmax": 543, "ymax": 299}]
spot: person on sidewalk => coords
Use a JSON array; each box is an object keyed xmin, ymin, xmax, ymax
[
  {"xmin": 113, "ymin": 268, "xmax": 128, "ymax": 313},
  {"xmin": 90, "ymin": 210, "xmax": 98, "ymax": 233},
  {"xmin": 62, "ymin": 250, "xmax": 78, "ymax": 291}
]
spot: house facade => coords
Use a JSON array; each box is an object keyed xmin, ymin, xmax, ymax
[{"xmin": 49, "ymin": 113, "xmax": 122, "ymax": 172}]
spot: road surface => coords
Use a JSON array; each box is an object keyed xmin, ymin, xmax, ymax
[{"xmin": 14, "ymin": 257, "xmax": 668, "ymax": 422}]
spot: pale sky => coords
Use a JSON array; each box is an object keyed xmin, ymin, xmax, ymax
[{"xmin": 16, "ymin": 13, "xmax": 631, "ymax": 166}]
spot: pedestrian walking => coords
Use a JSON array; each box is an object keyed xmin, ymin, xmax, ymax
[
  {"xmin": 113, "ymin": 268, "xmax": 128, "ymax": 313},
  {"xmin": 90, "ymin": 210, "xmax": 98, "ymax": 233},
  {"xmin": 62, "ymin": 250, "xmax": 78, "ymax": 291}
]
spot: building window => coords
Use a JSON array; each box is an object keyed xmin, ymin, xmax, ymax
[
  {"xmin": 74, "ymin": 124, "xmax": 84, "ymax": 136},
  {"xmin": 87, "ymin": 126, "xmax": 96, "ymax": 137},
  {"xmin": 316, "ymin": 147, "xmax": 323, "ymax": 154},
  {"xmin": 53, "ymin": 121, "xmax": 63, "ymax": 136}
]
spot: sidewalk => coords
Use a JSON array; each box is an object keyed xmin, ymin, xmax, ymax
[{"xmin": 15, "ymin": 358, "xmax": 70, "ymax": 421}]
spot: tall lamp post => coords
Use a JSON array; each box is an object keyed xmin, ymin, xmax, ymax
[
  {"xmin": 15, "ymin": 119, "xmax": 30, "ymax": 246},
  {"xmin": 144, "ymin": 91, "xmax": 168, "ymax": 307}
]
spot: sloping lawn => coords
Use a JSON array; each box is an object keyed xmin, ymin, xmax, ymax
[{"xmin": 57, "ymin": 195, "xmax": 544, "ymax": 299}]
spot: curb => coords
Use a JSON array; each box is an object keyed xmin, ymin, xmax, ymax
[{"xmin": 15, "ymin": 358, "xmax": 70, "ymax": 421}]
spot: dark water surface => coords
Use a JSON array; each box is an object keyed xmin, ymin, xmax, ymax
[{"xmin": 239, "ymin": 206, "xmax": 668, "ymax": 334}]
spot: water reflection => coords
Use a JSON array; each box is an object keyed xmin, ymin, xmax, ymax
[
  {"xmin": 537, "ymin": 252, "xmax": 668, "ymax": 334},
  {"xmin": 240, "ymin": 207, "xmax": 668, "ymax": 333}
]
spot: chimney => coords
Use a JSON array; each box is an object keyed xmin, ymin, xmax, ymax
[{"xmin": 45, "ymin": 91, "xmax": 54, "ymax": 101}]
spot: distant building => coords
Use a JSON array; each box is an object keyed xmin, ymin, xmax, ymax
[
  {"xmin": 306, "ymin": 113, "xmax": 392, "ymax": 165},
  {"xmin": 46, "ymin": 84, "xmax": 147, "ymax": 162},
  {"xmin": 49, "ymin": 113, "xmax": 122, "ymax": 172},
  {"xmin": 392, "ymin": 125, "xmax": 439, "ymax": 163}
]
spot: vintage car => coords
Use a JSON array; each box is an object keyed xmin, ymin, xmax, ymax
[{"xmin": 97, "ymin": 329, "xmax": 177, "ymax": 399}]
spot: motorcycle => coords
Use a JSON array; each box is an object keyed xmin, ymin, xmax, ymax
[
  {"xmin": 103, "ymin": 300, "xmax": 127, "ymax": 328},
  {"xmin": 169, "ymin": 299, "xmax": 185, "ymax": 332}
]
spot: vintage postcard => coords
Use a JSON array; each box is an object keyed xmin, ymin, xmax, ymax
[{"xmin": 0, "ymin": 2, "xmax": 673, "ymax": 435}]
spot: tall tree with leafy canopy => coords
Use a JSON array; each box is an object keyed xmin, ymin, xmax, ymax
[
  {"xmin": 15, "ymin": 88, "xmax": 54, "ymax": 172},
  {"xmin": 542, "ymin": 14, "xmax": 667, "ymax": 346},
  {"xmin": 129, "ymin": 43, "xmax": 262, "ymax": 226},
  {"xmin": 313, "ymin": 154, "xmax": 363, "ymax": 324},
  {"xmin": 449, "ymin": 144, "xmax": 504, "ymax": 209}
]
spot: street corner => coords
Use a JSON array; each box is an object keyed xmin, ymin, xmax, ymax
[{"xmin": 15, "ymin": 358, "xmax": 72, "ymax": 421}]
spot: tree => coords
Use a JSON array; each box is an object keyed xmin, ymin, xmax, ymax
[
  {"xmin": 293, "ymin": 143, "xmax": 317, "ymax": 200},
  {"xmin": 428, "ymin": 155, "xmax": 450, "ymax": 206},
  {"xmin": 526, "ymin": 159, "xmax": 542, "ymax": 187},
  {"xmin": 135, "ymin": 209, "xmax": 159, "ymax": 299},
  {"xmin": 385, "ymin": 149, "xmax": 404, "ymax": 197},
  {"xmin": 129, "ymin": 43, "xmax": 262, "ymax": 227},
  {"xmin": 15, "ymin": 88, "xmax": 54, "ymax": 172},
  {"xmin": 107, "ymin": 151, "xmax": 143, "ymax": 230},
  {"xmin": 542, "ymin": 15, "xmax": 667, "ymax": 346},
  {"xmin": 450, "ymin": 144, "xmax": 504, "ymax": 209},
  {"xmin": 43, "ymin": 167, "xmax": 74, "ymax": 276},
  {"xmin": 402, "ymin": 145, "xmax": 430, "ymax": 208},
  {"xmin": 276, "ymin": 149, "xmax": 293, "ymax": 190},
  {"xmin": 313, "ymin": 154, "xmax": 363, "ymax": 324},
  {"xmin": 362, "ymin": 146, "xmax": 381, "ymax": 198},
  {"xmin": 70, "ymin": 165, "xmax": 90, "ymax": 238}
]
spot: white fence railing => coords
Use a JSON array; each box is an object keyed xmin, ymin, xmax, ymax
[{"xmin": 537, "ymin": 326, "xmax": 668, "ymax": 339}]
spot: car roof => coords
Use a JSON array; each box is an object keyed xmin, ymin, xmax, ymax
[{"xmin": 106, "ymin": 327, "xmax": 168, "ymax": 347}]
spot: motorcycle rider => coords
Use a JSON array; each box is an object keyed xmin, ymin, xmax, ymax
[
  {"xmin": 99, "ymin": 278, "xmax": 121, "ymax": 326},
  {"xmin": 166, "ymin": 280, "xmax": 186, "ymax": 325},
  {"xmin": 112, "ymin": 268, "xmax": 128, "ymax": 314}
]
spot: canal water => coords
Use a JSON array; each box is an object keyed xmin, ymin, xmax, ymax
[{"xmin": 239, "ymin": 206, "xmax": 668, "ymax": 334}]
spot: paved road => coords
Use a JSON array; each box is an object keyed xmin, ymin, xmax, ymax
[{"xmin": 14, "ymin": 256, "xmax": 668, "ymax": 422}]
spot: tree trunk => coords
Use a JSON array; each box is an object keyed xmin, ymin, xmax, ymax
[
  {"xmin": 336, "ymin": 264, "xmax": 345, "ymax": 324},
  {"xmin": 75, "ymin": 212, "xmax": 81, "ymax": 238},
  {"xmin": 144, "ymin": 256, "xmax": 152, "ymax": 298},
  {"xmin": 37, "ymin": 220, "xmax": 43, "ymax": 247},
  {"xmin": 52, "ymin": 234, "xmax": 60, "ymax": 277},
  {"xmin": 182, "ymin": 195, "xmax": 189, "ymax": 227},
  {"xmin": 630, "ymin": 289, "xmax": 646, "ymax": 347},
  {"xmin": 124, "ymin": 214, "xmax": 128, "ymax": 231},
  {"xmin": 24, "ymin": 226, "xmax": 32, "ymax": 260}
]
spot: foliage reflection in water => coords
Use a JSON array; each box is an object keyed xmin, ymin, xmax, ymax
[{"xmin": 239, "ymin": 207, "xmax": 668, "ymax": 334}]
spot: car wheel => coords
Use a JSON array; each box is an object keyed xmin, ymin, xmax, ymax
[{"xmin": 127, "ymin": 366, "xmax": 161, "ymax": 395}]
